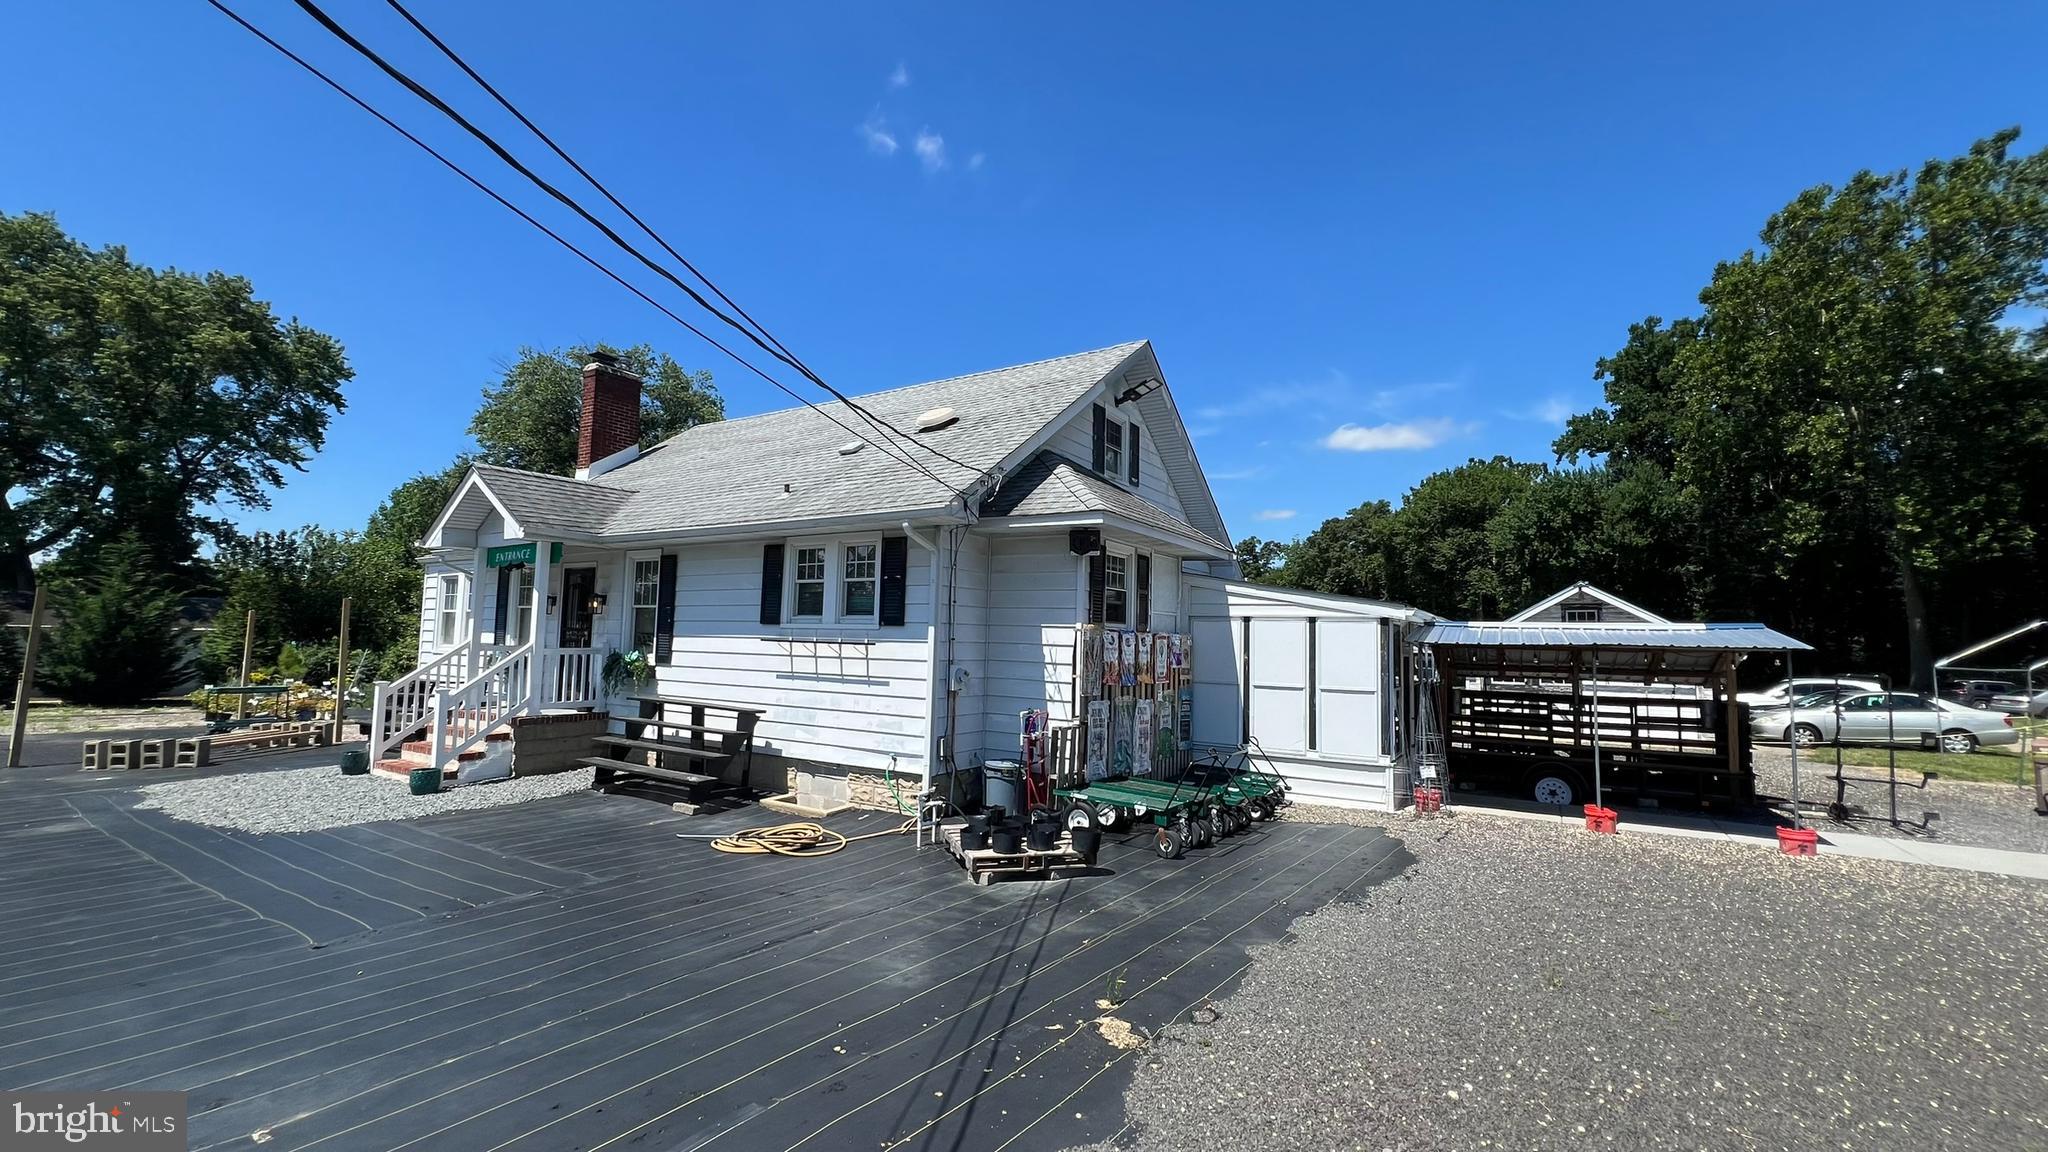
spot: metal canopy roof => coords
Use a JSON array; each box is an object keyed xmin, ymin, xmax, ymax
[{"xmin": 1420, "ymin": 622, "xmax": 1810, "ymax": 652}]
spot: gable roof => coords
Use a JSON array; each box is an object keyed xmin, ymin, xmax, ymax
[
  {"xmin": 980, "ymin": 452, "xmax": 1230, "ymax": 553},
  {"xmin": 1505, "ymin": 581, "xmax": 1670, "ymax": 624},
  {"xmin": 421, "ymin": 341, "xmax": 1233, "ymax": 547}
]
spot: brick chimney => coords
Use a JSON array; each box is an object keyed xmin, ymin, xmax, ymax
[{"xmin": 576, "ymin": 350, "xmax": 642, "ymax": 478}]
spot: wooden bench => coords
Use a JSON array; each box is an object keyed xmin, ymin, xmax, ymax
[{"xmin": 583, "ymin": 694, "xmax": 766, "ymax": 812}]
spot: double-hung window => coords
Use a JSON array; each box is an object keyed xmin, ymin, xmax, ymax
[
  {"xmin": 1104, "ymin": 552, "xmax": 1130, "ymax": 626},
  {"xmin": 506, "ymin": 566, "xmax": 536, "ymax": 646},
  {"xmin": 792, "ymin": 546, "xmax": 828, "ymax": 620},
  {"xmin": 631, "ymin": 557, "xmax": 662, "ymax": 654},
  {"xmin": 842, "ymin": 543, "xmax": 879, "ymax": 620},
  {"xmin": 786, "ymin": 537, "xmax": 881, "ymax": 625},
  {"xmin": 1103, "ymin": 421, "xmax": 1124, "ymax": 479},
  {"xmin": 437, "ymin": 574, "xmax": 464, "ymax": 647}
]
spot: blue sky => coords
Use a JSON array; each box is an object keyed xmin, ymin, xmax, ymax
[{"xmin": 5, "ymin": 1, "xmax": 2045, "ymax": 541}]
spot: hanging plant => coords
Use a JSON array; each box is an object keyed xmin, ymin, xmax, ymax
[{"xmin": 601, "ymin": 648, "xmax": 653, "ymax": 696}]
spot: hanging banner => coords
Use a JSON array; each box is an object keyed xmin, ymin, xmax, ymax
[
  {"xmin": 1136, "ymin": 632, "xmax": 1156, "ymax": 685},
  {"xmin": 1086, "ymin": 699, "xmax": 1110, "ymax": 780},
  {"xmin": 1134, "ymin": 699, "xmax": 1154, "ymax": 778},
  {"xmin": 1120, "ymin": 631, "xmax": 1138, "ymax": 687},
  {"xmin": 1101, "ymin": 630, "xmax": 1120, "ymax": 687},
  {"xmin": 1153, "ymin": 634, "xmax": 1170, "ymax": 683},
  {"xmin": 1112, "ymin": 699, "xmax": 1137, "ymax": 777},
  {"xmin": 486, "ymin": 541, "xmax": 564, "ymax": 568}
]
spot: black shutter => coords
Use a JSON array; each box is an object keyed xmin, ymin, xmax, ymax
[
  {"xmin": 1128, "ymin": 425, "xmax": 1142, "ymax": 486},
  {"xmin": 1090, "ymin": 403, "xmax": 1107, "ymax": 473},
  {"xmin": 1087, "ymin": 552, "xmax": 1106, "ymax": 624},
  {"xmin": 1136, "ymin": 554, "xmax": 1152, "ymax": 630},
  {"xmin": 759, "ymin": 543, "xmax": 784, "ymax": 626},
  {"xmin": 493, "ymin": 566, "xmax": 511, "ymax": 642},
  {"xmin": 879, "ymin": 535, "xmax": 909, "ymax": 627},
  {"xmin": 654, "ymin": 552, "xmax": 678, "ymax": 664}
]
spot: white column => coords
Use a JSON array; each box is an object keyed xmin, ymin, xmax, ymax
[
  {"xmin": 531, "ymin": 539, "xmax": 553, "ymax": 713},
  {"xmin": 467, "ymin": 546, "xmax": 489, "ymax": 679}
]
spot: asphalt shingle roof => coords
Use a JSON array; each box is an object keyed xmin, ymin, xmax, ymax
[
  {"xmin": 469, "ymin": 464, "xmax": 634, "ymax": 539},
  {"xmin": 595, "ymin": 341, "xmax": 1148, "ymax": 536},
  {"xmin": 980, "ymin": 451, "xmax": 1229, "ymax": 552}
]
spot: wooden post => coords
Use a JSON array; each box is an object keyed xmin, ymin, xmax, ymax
[
  {"xmin": 333, "ymin": 596, "xmax": 352, "ymax": 743},
  {"xmin": 235, "ymin": 609, "xmax": 256, "ymax": 721},
  {"xmin": 7, "ymin": 585, "xmax": 49, "ymax": 769},
  {"xmin": 1722, "ymin": 656, "xmax": 1741, "ymax": 779}
]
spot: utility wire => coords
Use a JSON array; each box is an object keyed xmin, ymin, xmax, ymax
[
  {"xmin": 295, "ymin": 0, "xmax": 982, "ymax": 483},
  {"xmin": 203, "ymin": 0, "xmax": 947, "ymax": 489}
]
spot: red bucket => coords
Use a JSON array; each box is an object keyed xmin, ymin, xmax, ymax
[
  {"xmin": 1413, "ymin": 785, "xmax": 1443, "ymax": 814},
  {"xmin": 1776, "ymin": 826, "xmax": 1820, "ymax": 857},
  {"xmin": 1583, "ymin": 805, "xmax": 1618, "ymax": 835}
]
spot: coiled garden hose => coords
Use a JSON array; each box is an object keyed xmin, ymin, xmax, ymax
[{"xmin": 684, "ymin": 819, "xmax": 914, "ymax": 857}]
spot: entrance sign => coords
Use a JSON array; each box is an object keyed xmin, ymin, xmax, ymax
[{"xmin": 486, "ymin": 541, "xmax": 563, "ymax": 568}]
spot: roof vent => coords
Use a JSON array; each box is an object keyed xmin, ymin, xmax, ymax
[
  {"xmin": 838, "ymin": 441, "xmax": 865, "ymax": 456},
  {"xmin": 916, "ymin": 406, "xmax": 960, "ymax": 433}
]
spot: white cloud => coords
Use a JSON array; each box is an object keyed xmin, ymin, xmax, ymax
[
  {"xmin": 858, "ymin": 112, "xmax": 898, "ymax": 156},
  {"xmin": 1210, "ymin": 465, "xmax": 1265, "ymax": 481},
  {"xmin": 1321, "ymin": 418, "xmax": 1466, "ymax": 452},
  {"xmin": 887, "ymin": 61, "xmax": 911, "ymax": 89},
  {"xmin": 968, "ymin": 151, "xmax": 986, "ymax": 170},
  {"xmin": 914, "ymin": 128, "xmax": 947, "ymax": 172},
  {"xmin": 1255, "ymin": 509, "xmax": 1297, "ymax": 521},
  {"xmin": 1506, "ymin": 394, "xmax": 1575, "ymax": 425}
]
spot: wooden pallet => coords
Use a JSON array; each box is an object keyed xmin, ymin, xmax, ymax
[{"xmin": 938, "ymin": 821, "xmax": 1084, "ymax": 886}]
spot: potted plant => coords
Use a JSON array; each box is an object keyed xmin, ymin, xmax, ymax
[{"xmin": 600, "ymin": 648, "xmax": 653, "ymax": 697}]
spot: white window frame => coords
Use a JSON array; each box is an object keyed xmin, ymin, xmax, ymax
[
  {"xmin": 437, "ymin": 573, "xmax": 466, "ymax": 647},
  {"xmin": 1103, "ymin": 420, "xmax": 1125, "ymax": 481},
  {"xmin": 840, "ymin": 540, "xmax": 880, "ymax": 623},
  {"xmin": 1103, "ymin": 545, "xmax": 1132, "ymax": 627},
  {"xmin": 505, "ymin": 565, "xmax": 536, "ymax": 646},
  {"xmin": 627, "ymin": 551, "xmax": 662, "ymax": 656},
  {"xmin": 1562, "ymin": 605, "xmax": 1601, "ymax": 623},
  {"xmin": 784, "ymin": 535, "xmax": 883, "ymax": 627}
]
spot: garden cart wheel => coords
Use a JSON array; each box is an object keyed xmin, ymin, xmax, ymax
[
  {"xmin": 1095, "ymin": 803, "xmax": 1124, "ymax": 831},
  {"xmin": 1154, "ymin": 825, "xmax": 1184, "ymax": 859},
  {"xmin": 1192, "ymin": 813, "xmax": 1215, "ymax": 848},
  {"xmin": 1066, "ymin": 801, "xmax": 1099, "ymax": 831}
]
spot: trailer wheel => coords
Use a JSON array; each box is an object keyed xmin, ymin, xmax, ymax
[
  {"xmin": 1529, "ymin": 773, "xmax": 1578, "ymax": 807},
  {"xmin": 1154, "ymin": 826, "xmax": 1184, "ymax": 859}
]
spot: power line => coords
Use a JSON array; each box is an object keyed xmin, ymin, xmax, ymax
[
  {"xmin": 202, "ymin": 0, "xmax": 949, "ymax": 491},
  {"xmin": 293, "ymin": 0, "xmax": 982, "ymax": 482}
]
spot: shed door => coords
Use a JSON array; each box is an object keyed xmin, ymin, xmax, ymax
[
  {"xmin": 1315, "ymin": 619, "xmax": 1381, "ymax": 759},
  {"xmin": 1248, "ymin": 619, "xmax": 1309, "ymax": 752},
  {"xmin": 1190, "ymin": 616, "xmax": 1242, "ymax": 746}
]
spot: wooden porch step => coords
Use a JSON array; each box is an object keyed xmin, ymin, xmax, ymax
[
  {"xmin": 622, "ymin": 719, "xmax": 741, "ymax": 738},
  {"xmin": 582, "ymin": 756, "xmax": 723, "ymax": 789},
  {"xmin": 591, "ymin": 735, "xmax": 729, "ymax": 762},
  {"xmin": 630, "ymin": 695, "xmax": 766, "ymax": 717}
]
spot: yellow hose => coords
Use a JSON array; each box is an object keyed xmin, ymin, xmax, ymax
[{"xmin": 700, "ymin": 819, "xmax": 914, "ymax": 857}]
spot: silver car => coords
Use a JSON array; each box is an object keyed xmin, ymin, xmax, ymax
[
  {"xmin": 1986, "ymin": 689, "xmax": 2048, "ymax": 718},
  {"xmin": 1751, "ymin": 691, "xmax": 2018, "ymax": 754}
]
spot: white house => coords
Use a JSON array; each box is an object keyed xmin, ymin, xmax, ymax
[{"xmin": 387, "ymin": 341, "xmax": 1428, "ymax": 811}]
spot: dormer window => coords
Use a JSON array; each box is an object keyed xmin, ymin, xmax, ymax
[{"xmin": 1104, "ymin": 420, "xmax": 1124, "ymax": 479}]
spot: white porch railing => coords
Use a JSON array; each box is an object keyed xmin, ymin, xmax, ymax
[
  {"xmin": 426, "ymin": 640, "xmax": 535, "ymax": 773},
  {"xmin": 370, "ymin": 641, "xmax": 471, "ymax": 761},
  {"xmin": 543, "ymin": 648, "xmax": 600, "ymax": 709}
]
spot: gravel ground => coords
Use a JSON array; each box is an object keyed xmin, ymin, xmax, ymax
[
  {"xmin": 132, "ymin": 765, "xmax": 596, "ymax": 833},
  {"xmin": 1086, "ymin": 806, "xmax": 2048, "ymax": 1152},
  {"xmin": 1752, "ymin": 746, "xmax": 2047, "ymax": 854}
]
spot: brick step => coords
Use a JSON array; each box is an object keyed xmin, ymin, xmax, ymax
[{"xmin": 373, "ymin": 759, "xmax": 457, "ymax": 779}]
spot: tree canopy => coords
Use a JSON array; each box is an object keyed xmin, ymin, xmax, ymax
[
  {"xmin": 0, "ymin": 211, "xmax": 351, "ymax": 590},
  {"xmin": 468, "ymin": 345, "xmax": 724, "ymax": 476},
  {"xmin": 1266, "ymin": 130, "xmax": 2048, "ymax": 687}
]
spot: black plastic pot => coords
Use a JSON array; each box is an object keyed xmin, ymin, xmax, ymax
[
  {"xmin": 966, "ymin": 812, "xmax": 991, "ymax": 834},
  {"xmin": 990, "ymin": 824, "xmax": 1024, "ymax": 855},
  {"xmin": 957, "ymin": 824, "xmax": 991, "ymax": 851},
  {"xmin": 1026, "ymin": 813, "xmax": 1062, "ymax": 852},
  {"xmin": 1069, "ymin": 826, "xmax": 1103, "ymax": 865}
]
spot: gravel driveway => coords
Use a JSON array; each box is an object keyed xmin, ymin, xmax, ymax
[
  {"xmin": 133, "ymin": 764, "xmax": 596, "ymax": 833},
  {"xmin": 1752, "ymin": 746, "xmax": 2047, "ymax": 855},
  {"xmin": 1083, "ymin": 807, "xmax": 2047, "ymax": 1152}
]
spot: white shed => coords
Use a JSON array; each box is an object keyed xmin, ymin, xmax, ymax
[{"xmin": 1185, "ymin": 575, "xmax": 1432, "ymax": 810}]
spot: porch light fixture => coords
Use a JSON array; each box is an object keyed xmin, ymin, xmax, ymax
[
  {"xmin": 546, "ymin": 594, "xmax": 558, "ymax": 616},
  {"xmin": 589, "ymin": 593, "xmax": 608, "ymax": 616}
]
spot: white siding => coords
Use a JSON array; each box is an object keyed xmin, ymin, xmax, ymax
[
  {"xmin": 1044, "ymin": 401, "xmax": 1187, "ymax": 523},
  {"xmin": 980, "ymin": 532, "xmax": 1083, "ymax": 762},
  {"xmin": 940, "ymin": 531, "xmax": 991, "ymax": 762},
  {"xmin": 648, "ymin": 539, "xmax": 933, "ymax": 775}
]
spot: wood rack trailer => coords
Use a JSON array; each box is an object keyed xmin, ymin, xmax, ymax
[{"xmin": 1418, "ymin": 621, "xmax": 1811, "ymax": 810}]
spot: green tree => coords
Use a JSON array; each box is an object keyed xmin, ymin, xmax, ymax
[
  {"xmin": 36, "ymin": 534, "xmax": 192, "ymax": 705},
  {"xmin": 0, "ymin": 605, "xmax": 21, "ymax": 693},
  {"xmin": 1565, "ymin": 130, "xmax": 2048, "ymax": 685},
  {"xmin": 1233, "ymin": 536, "xmax": 1290, "ymax": 581},
  {"xmin": 1273, "ymin": 499, "xmax": 1402, "ymax": 601},
  {"xmin": 0, "ymin": 212, "xmax": 351, "ymax": 590},
  {"xmin": 468, "ymin": 345, "xmax": 723, "ymax": 475},
  {"xmin": 1386, "ymin": 457, "xmax": 1545, "ymax": 618}
]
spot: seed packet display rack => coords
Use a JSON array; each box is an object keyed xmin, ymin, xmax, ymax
[{"xmin": 1063, "ymin": 625, "xmax": 1195, "ymax": 788}]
